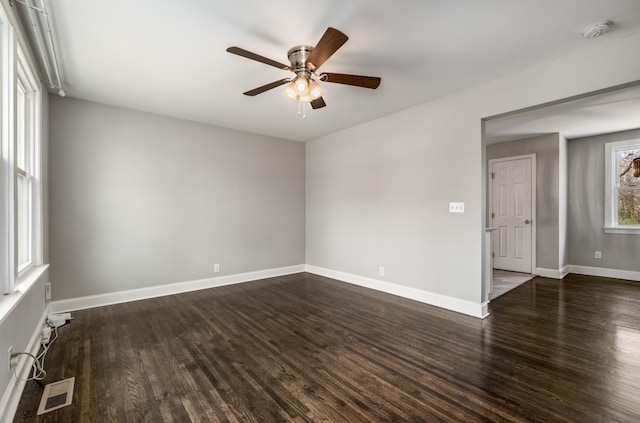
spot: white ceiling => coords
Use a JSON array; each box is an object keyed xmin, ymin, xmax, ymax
[
  {"xmin": 33, "ymin": 0, "xmax": 640, "ymax": 142},
  {"xmin": 485, "ymin": 83, "xmax": 640, "ymax": 144}
]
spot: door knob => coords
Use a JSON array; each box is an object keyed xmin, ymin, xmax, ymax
[{"xmin": 524, "ymin": 219, "xmax": 531, "ymax": 224}]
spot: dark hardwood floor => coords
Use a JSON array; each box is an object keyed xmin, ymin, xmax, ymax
[{"xmin": 13, "ymin": 272, "xmax": 640, "ymax": 422}]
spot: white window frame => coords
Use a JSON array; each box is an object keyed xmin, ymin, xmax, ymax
[
  {"xmin": 0, "ymin": 4, "xmax": 14, "ymax": 295},
  {"xmin": 0, "ymin": 5, "xmax": 43, "ymax": 296},
  {"xmin": 16, "ymin": 46, "xmax": 42, "ymax": 277},
  {"xmin": 604, "ymin": 138, "xmax": 640, "ymax": 234}
]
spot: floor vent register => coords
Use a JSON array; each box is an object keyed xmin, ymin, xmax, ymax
[{"xmin": 37, "ymin": 377, "xmax": 75, "ymax": 415}]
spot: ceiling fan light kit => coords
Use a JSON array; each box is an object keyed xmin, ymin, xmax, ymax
[
  {"xmin": 227, "ymin": 27, "xmax": 381, "ymax": 117},
  {"xmin": 283, "ymin": 75, "xmax": 324, "ymax": 101}
]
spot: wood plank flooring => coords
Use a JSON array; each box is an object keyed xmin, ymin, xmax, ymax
[{"xmin": 13, "ymin": 272, "xmax": 640, "ymax": 422}]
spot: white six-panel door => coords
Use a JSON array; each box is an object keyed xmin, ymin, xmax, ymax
[{"xmin": 491, "ymin": 157, "xmax": 533, "ymax": 273}]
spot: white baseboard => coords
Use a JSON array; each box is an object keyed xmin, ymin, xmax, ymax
[
  {"xmin": 0, "ymin": 306, "xmax": 49, "ymax": 423},
  {"xmin": 50, "ymin": 264, "xmax": 306, "ymax": 313},
  {"xmin": 305, "ymin": 265, "xmax": 486, "ymax": 319},
  {"xmin": 480, "ymin": 301, "xmax": 490, "ymax": 319},
  {"xmin": 535, "ymin": 266, "xmax": 569, "ymax": 279},
  {"xmin": 45, "ymin": 261, "xmax": 640, "ymax": 322},
  {"xmin": 568, "ymin": 265, "xmax": 640, "ymax": 282}
]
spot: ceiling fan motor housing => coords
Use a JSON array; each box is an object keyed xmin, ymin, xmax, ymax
[{"xmin": 288, "ymin": 45, "xmax": 314, "ymax": 71}]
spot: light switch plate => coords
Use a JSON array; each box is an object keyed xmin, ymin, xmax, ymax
[{"xmin": 449, "ymin": 202, "xmax": 465, "ymax": 213}]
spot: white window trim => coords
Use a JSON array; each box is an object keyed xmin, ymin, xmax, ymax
[
  {"xmin": 604, "ymin": 138, "xmax": 640, "ymax": 234},
  {"xmin": 15, "ymin": 44, "xmax": 43, "ymax": 283},
  {"xmin": 0, "ymin": 5, "xmax": 15, "ymax": 295},
  {"xmin": 0, "ymin": 6, "xmax": 43, "ymax": 297}
]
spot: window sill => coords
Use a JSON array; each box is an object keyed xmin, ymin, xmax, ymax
[
  {"xmin": 603, "ymin": 226, "xmax": 640, "ymax": 234},
  {"xmin": 0, "ymin": 264, "xmax": 49, "ymax": 326}
]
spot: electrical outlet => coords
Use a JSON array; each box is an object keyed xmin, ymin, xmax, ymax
[
  {"xmin": 379, "ymin": 266, "xmax": 385, "ymax": 277},
  {"xmin": 595, "ymin": 251, "xmax": 602, "ymax": 259},
  {"xmin": 45, "ymin": 282, "xmax": 51, "ymax": 301},
  {"xmin": 214, "ymin": 263, "xmax": 220, "ymax": 273}
]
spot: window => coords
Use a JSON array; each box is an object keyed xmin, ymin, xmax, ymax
[
  {"xmin": 604, "ymin": 139, "xmax": 640, "ymax": 234},
  {"xmin": 15, "ymin": 48, "xmax": 41, "ymax": 280},
  {"xmin": 16, "ymin": 53, "xmax": 39, "ymax": 273},
  {"xmin": 616, "ymin": 147, "xmax": 640, "ymax": 225},
  {"xmin": 0, "ymin": 4, "xmax": 43, "ymax": 295}
]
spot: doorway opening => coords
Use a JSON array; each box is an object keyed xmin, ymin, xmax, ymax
[{"xmin": 481, "ymin": 80, "xmax": 640, "ymax": 305}]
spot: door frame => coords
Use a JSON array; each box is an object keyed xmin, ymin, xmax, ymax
[{"xmin": 488, "ymin": 153, "xmax": 537, "ymax": 274}]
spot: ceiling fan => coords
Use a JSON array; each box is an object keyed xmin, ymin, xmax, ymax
[{"xmin": 226, "ymin": 27, "xmax": 381, "ymax": 112}]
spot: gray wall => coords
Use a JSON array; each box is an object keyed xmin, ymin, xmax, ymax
[
  {"xmin": 486, "ymin": 133, "xmax": 561, "ymax": 271},
  {"xmin": 567, "ymin": 128, "xmax": 640, "ymax": 270},
  {"xmin": 49, "ymin": 97, "xmax": 305, "ymax": 300},
  {"xmin": 306, "ymin": 101, "xmax": 486, "ymax": 304}
]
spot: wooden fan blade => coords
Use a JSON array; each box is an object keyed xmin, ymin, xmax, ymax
[
  {"xmin": 322, "ymin": 73, "xmax": 381, "ymax": 89},
  {"xmin": 243, "ymin": 79, "xmax": 290, "ymax": 96},
  {"xmin": 310, "ymin": 97, "xmax": 326, "ymax": 109},
  {"xmin": 306, "ymin": 27, "xmax": 348, "ymax": 70},
  {"xmin": 227, "ymin": 47, "xmax": 291, "ymax": 70}
]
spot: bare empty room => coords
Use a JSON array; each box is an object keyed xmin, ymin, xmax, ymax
[{"xmin": 1, "ymin": 1, "xmax": 640, "ymax": 422}]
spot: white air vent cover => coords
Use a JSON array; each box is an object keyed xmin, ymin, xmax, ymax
[{"xmin": 37, "ymin": 377, "xmax": 75, "ymax": 415}]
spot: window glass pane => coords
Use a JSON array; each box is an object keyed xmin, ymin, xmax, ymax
[
  {"xmin": 17, "ymin": 174, "xmax": 31, "ymax": 269},
  {"xmin": 618, "ymin": 188, "xmax": 640, "ymax": 226},
  {"xmin": 16, "ymin": 82, "xmax": 26, "ymax": 171},
  {"xmin": 617, "ymin": 147, "xmax": 640, "ymax": 188}
]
